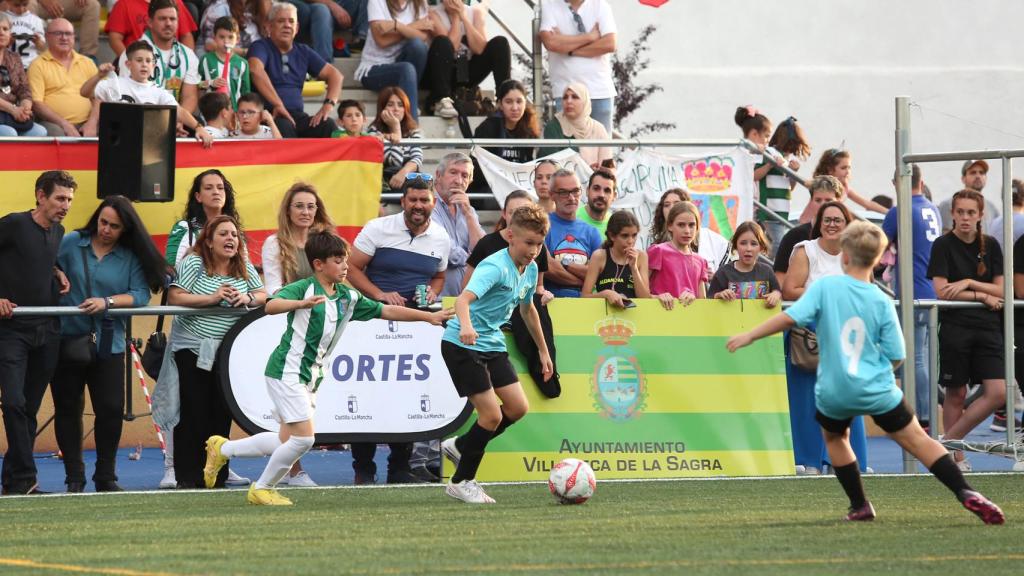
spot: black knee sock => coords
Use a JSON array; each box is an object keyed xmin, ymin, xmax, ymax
[
  {"xmin": 451, "ymin": 422, "xmax": 493, "ymax": 484},
  {"xmin": 491, "ymin": 407, "xmax": 519, "ymax": 440},
  {"xmin": 929, "ymin": 454, "xmax": 972, "ymax": 500},
  {"xmin": 834, "ymin": 462, "xmax": 867, "ymax": 509}
]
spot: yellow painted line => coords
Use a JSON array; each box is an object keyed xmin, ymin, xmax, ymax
[
  {"xmin": 464, "ymin": 450, "xmax": 795, "ymax": 481},
  {"xmin": 522, "ymin": 373, "xmax": 790, "ymax": 413},
  {"xmin": 0, "ymin": 558, "xmax": 180, "ymax": 576},
  {"xmin": 545, "ymin": 299, "xmax": 781, "ymax": 337}
]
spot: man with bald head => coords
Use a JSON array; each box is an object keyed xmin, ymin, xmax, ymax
[{"xmin": 26, "ymin": 19, "xmax": 98, "ymax": 137}]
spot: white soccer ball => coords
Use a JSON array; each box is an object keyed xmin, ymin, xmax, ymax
[{"xmin": 548, "ymin": 458, "xmax": 597, "ymax": 504}]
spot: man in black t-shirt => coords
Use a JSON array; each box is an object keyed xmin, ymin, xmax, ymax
[
  {"xmin": 774, "ymin": 175, "xmax": 844, "ymax": 286},
  {"xmin": 0, "ymin": 170, "xmax": 76, "ymax": 495}
]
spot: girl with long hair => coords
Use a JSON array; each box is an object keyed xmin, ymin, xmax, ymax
[
  {"xmin": 367, "ymin": 87, "xmax": 424, "ymax": 192},
  {"xmin": 813, "ymin": 148, "xmax": 888, "ymax": 215},
  {"xmin": 469, "ymin": 79, "xmax": 540, "ymax": 194},
  {"xmin": 648, "ymin": 201, "xmax": 707, "ymax": 310},
  {"xmin": 165, "ymin": 169, "xmax": 242, "ymax": 267},
  {"xmin": 757, "ymin": 115, "xmax": 811, "ymax": 251},
  {"xmin": 582, "ymin": 211, "xmax": 650, "ymax": 308},
  {"xmin": 709, "ymin": 221, "xmax": 781, "ymax": 307}
]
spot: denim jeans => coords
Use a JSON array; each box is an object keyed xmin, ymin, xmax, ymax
[
  {"xmin": 0, "ymin": 123, "xmax": 47, "ymax": 137},
  {"xmin": 360, "ymin": 38, "xmax": 428, "ymax": 120},
  {"xmin": 335, "ymin": 0, "xmax": 369, "ymax": 39},
  {"xmin": 288, "ymin": 0, "xmax": 333, "ymax": 62},
  {"xmin": 555, "ymin": 96, "xmax": 615, "ymax": 134}
]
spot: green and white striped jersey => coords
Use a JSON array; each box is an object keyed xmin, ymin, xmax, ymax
[
  {"xmin": 165, "ymin": 220, "xmax": 198, "ymax": 267},
  {"xmin": 265, "ymin": 277, "xmax": 383, "ymax": 391},
  {"xmin": 172, "ymin": 254, "xmax": 263, "ymax": 340}
]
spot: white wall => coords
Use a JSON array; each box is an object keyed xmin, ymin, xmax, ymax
[{"xmin": 494, "ymin": 0, "xmax": 1024, "ymax": 217}]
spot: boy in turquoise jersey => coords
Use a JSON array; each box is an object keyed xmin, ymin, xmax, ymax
[
  {"xmin": 197, "ymin": 16, "xmax": 250, "ymax": 110},
  {"xmin": 204, "ymin": 231, "xmax": 452, "ymax": 506},
  {"xmin": 440, "ymin": 204, "xmax": 554, "ymax": 504},
  {"xmin": 727, "ymin": 221, "xmax": 1004, "ymax": 525}
]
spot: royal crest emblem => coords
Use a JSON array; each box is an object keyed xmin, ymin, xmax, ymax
[{"xmin": 591, "ymin": 317, "xmax": 647, "ymax": 420}]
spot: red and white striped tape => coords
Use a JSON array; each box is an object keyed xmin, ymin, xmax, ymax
[{"xmin": 127, "ymin": 342, "xmax": 167, "ymax": 456}]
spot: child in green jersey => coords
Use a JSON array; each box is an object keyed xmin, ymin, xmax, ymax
[{"xmin": 203, "ymin": 231, "xmax": 452, "ymax": 505}]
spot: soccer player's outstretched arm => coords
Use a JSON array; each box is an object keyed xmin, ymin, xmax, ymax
[
  {"xmin": 380, "ymin": 305, "xmax": 453, "ymax": 326},
  {"xmin": 265, "ymin": 294, "xmax": 326, "ymax": 315},
  {"xmin": 520, "ymin": 300, "xmax": 554, "ymax": 382},
  {"xmin": 726, "ymin": 313, "xmax": 796, "ymax": 353}
]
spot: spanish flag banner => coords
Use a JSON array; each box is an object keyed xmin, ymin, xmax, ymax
[
  {"xmin": 448, "ymin": 299, "xmax": 793, "ymax": 481},
  {"xmin": 0, "ymin": 138, "xmax": 383, "ymax": 264}
]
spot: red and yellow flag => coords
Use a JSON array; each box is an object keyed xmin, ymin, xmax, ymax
[{"xmin": 0, "ymin": 138, "xmax": 383, "ymax": 265}]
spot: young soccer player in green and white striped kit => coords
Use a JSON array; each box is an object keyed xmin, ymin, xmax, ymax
[{"xmin": 203, "ymin": 231, "xmax": 453, "ymax": 505}]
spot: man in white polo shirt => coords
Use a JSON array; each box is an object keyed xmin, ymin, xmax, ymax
[
  {"xmin": 539, "ymin": 0, "xmax": 617, "ymax": 133},
  {"xmin": 345, "ymin": 173, "xmax": 451, "ymax": 484}
]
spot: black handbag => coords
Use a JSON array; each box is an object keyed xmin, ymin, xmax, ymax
[
  {"xmin": 59, "ymin": 248, "xmax": 97, "ymax": 364},
  {"xmin": 141, "ymin": 289, "xmax": 168, "ymax": 379}
]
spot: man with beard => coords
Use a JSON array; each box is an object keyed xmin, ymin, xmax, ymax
[
  {"xmin": 346, "ymin": 174, "xmax": 451, "ymax": 485},
  {"xmin": 115, "ymin": 0, "xmax": 200, "ymax": 113},
  {"xmin": 577, "ymin": 169, "xmax": 616, "ymax": 235},
  {"xmin": 0, "ymin": 170, "xmax": 75, "ymax": 495},
  {"xmin": 544, "ymin": 169, "xmax": 602, "ymax": 298},
  {"xmin": 431, "ymin": 152, "xmax": 485, "ymax": 298},
  {"xmin": 939, "ymin": 160, "xmax": 999, "ymax": 234}
]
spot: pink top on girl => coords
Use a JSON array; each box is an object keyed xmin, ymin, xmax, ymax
[{"xmin": 647, "ymin": 243, "xmax": 708, "ymax": 297}]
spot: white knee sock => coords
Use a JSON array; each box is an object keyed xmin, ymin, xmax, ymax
[
  {"xmin": 255, "ymin": 436, "xmax": 314, "ymax": 489},
  {"xmin": 222, "ymin": 432, "xmax": 282, "ymax": 459}
]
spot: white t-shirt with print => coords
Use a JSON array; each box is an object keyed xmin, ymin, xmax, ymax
[
  {"xmin": 539, "ymin": 0, "xmax": 617, "ymax": 99},
  {"xmin": 118, "ymin": 32, "xmax": 200, "ymax": 103},
  {"xmin": 5, "ymin": 10, "xmax": 45, "ymax": 69},
  {"xmin": 233, "ymin": 125, "xmax": 274, "ymax": 139},
  {"xmin": 356, "ymin": 0, "xmax": 427, "ymax": 81},
  {"xmin": 95, "ymin": 75, "xmax": 179, "ymax": 106},
  {"xmin": 205, "ymin": 125, "xmax": 231, "ymax": 139}
]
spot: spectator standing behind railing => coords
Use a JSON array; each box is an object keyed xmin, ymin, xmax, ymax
[
  {"xmin": 105, "ymin": 0, "xmax": 197, "ymax": 57},
  {"xmin": 0, "ymin": 14, "xmax": 47, "ymax": 136},
  {"xmin": 422, "ymin": 0, "xmax": 509, "ymax": 118},
  {"xmin": 989, "ymin": 179, "xmax": 1024, "ymax": 250},
  {"xmin": 52, "ymin": 196, "xmax": 169, "ymax": 494},
  {"xmin": 577, "ymin": 169, "xmax": 615, "ymax": 235},
  {"xmin": 538, "ymin": 0, "xmax": 616, "ymax": 133},
  {"xmin": 773, "ymin": 175, "xmax": 844, "ymax": 288},
  {"xmin": 760, "ymin": 116, "xmax": 811, "ymax": 255},
  {"xmin": 0, "ymin": 170, "xmax": 74, "ymax": 495},
  {"xmin": 260, "ymin": 182, "xmax": 335, "ymax": 487},
  {"xmin": 367, "ymin": 86, "xmax": 423, "ymax": 192},
  {"xmin": 543, "ymin": 169, "xmax": 602, "ymax": 298},
  {"xmin": 813, "ymin": 148, "xmax": 889, "ymax": 216},
  {"xmin": 247, "ymin": 2, "xmax": 343, "ymax": 138},
  {"xmin": 532, "ymin": 158, "xmax": 557, "ymax": 213},
  {"xmin": 355, "ymin": 0, "xmax": 431, "ymax": 120},
  {"xmin": 27, "ymin": 0, "xmax": 100, "ymax": 61},
  {"xmin": 166, "ymin": 215, "xmax": 266, "ymax": 488},
  {"xmin": 783, "ymin": 201, "xmax": 869, "ymax": 475},
  {"xmin": 708, "ymin": 221, "xmax": 781, "ymax": 308},
  {"xmin": 540, "ymin": 83, "xmax": 611, "ymax": 170},
  {"xmin": 648, "ymin": 201, "xmax": 706, "ymax": 310},
  {"xmin": 927, "ymin": 189, "xmax": 1006, "ymax": 472},
  {"xmin": 938, "ymin": 160, "xmax": 1000, "ymax": 234},
  {"xmin": 27, "ymin": 18, "xmax": 97, "ymax": 137},
  {"xmin": 582, "ymin": 211, "xmax": 649, "ymax": 308},
  {"xmin": 468, "ymin": 79, "xmax": 540, "ymax": 195},
  {"xmin": 198, "ymin": 0, "xmax": 270, "ymax": 57},
  {"xmin": 881, "ymin": 164, "xmax": 940, "ymax": 431},
  {"xmin": 651, "ymin": 187, "xmax": 730, "ymax": 276}
]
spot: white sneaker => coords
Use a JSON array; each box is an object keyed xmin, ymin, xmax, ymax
[
  {"xmin": 796, "ymin": 466, "xmax": 820, "ymax": 476},
  {"xmin": 159, "ymin": 465, "xmax": 176, "ymax": 489},
  {"xmin": 225, "ymin": 469, "xmax": 251, "ymax": 486},
  {"xmin": 433, "ymin": 97, "xmax": 458, "ymax": 119},
  {"xmin": 441, "ymin": 437, "xmax": 461, "ymax": 467},
  {"xmin": 446, "ymin": 479, "xmax": 495, "ymax": 504},
  {"xmin": 283, "ymin": 470, "xmax": 318, "ymax": 487}
]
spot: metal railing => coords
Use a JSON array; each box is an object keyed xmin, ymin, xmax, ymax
[{"xmin": 896, "ymin": 95, "xmax": 1019, "ymax": 473}]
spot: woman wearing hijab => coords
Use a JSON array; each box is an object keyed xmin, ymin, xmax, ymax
[{"xmin": 540, "ymin": 82, "xmax": 612, "ymax": 169}]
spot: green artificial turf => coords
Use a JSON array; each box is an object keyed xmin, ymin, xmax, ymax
[{"xmin": 0, "ymin": 476, "xmax": 1021, "ymax": 575}]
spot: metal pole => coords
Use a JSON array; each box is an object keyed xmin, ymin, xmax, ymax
[
  {"xmin": 895, "ymin": 96, "xmax": 916, "ymax": 474},
  {"xmin": 928, "ymin": 304, "xmax": 939, "ymax": 439},
  {"xmin": 1001, "ymin": 157, "xmax": 1016, "ymax": 446},
  {"xmin": 532, "ymin": 1, "xmax": 543, "ymax": 118}
]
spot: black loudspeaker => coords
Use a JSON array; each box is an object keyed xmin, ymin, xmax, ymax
[{"xmin": 97, "ymin": 102, "xmax": 177, "ymax": 202}]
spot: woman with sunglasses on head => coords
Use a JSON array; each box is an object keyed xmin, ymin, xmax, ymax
[
  {"xmin": 814, "ymin": 148, "xmax": 889, "ymax": 216},
  {"xmin": 928, "ymin": 189, "xmax": 1006, "ymax": 471},
  {"xmin": 0, "ymin": 14, "xmax": 47, "ymax": 137},
  {"xmin": 367, "ymin": 86, "xmax": 424, "ymax": 194},
  {"xmin": 783, "ymin": 201, "xmax": 870, "ymax": 475}
]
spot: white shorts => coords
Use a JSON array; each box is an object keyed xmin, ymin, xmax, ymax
[{"xmin": 265, "ymin": 376, "xmax": 317, "ymax": 424}]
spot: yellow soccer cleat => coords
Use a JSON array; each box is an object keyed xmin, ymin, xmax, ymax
[
  {"xmin": 203, "ymin": 436, "xmax": 229, "ymax": 489},
  {"xmin": 247, "ymin": 485, "xmax": 293, "ymax": 506}
]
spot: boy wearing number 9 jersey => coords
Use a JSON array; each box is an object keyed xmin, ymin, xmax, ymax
[{"xmin": 727, "ymin": 221, "xmax": 1004, "ymax": 524}]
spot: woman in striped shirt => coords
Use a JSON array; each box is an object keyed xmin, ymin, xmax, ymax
[
  {"xmin": 366, "ymin": 86, "xmax": 423, "ymax": 193},
  {"xmin": 167, "ymin": 215, "xmax": 266, "ymax": 488}
]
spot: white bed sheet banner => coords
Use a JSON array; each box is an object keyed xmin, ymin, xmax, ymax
[
  {"xmin": 472, "ymin": 146, "xmax": 593, "ymax": 206},
  {"xmin": 224, "ymin": 314, "xmax": 468, "ymax": 436}
]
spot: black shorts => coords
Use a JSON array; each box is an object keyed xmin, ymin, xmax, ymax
[
  {"xmin": 815, "ymin": 398, "xmax": 916, "ymax": 435},
  {"xmin": 441, "ymin": 340, "xmax": 519, "ymax": 398},
  {"xmin": 939, "ymin": 323, "xmax": 1004, "ymax": 388}
]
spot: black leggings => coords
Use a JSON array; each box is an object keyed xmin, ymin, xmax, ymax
[
  {"xmin": 422, "ymin": 36, "xmax": 511, "ymax": 108},
  {"xmin": 52, "ymin": 352, "xmax": 126, "ymax": 484},
  {"xmin": 173, "ymin": 350, "xmax": 231, "ymax": 487}
]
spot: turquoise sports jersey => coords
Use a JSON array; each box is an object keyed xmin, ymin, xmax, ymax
[
  {"xmin": 785, "ymin": 275, "xmax": 906, "ymax": 419},
  {"xmin": 443, "ymin": 249, "xmax": 537, "ymax": 352}
]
